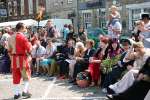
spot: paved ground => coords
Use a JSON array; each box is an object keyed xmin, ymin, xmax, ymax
[{"xmin": 0, "ymin": 74, "xmax": 107, "ymax": 100}]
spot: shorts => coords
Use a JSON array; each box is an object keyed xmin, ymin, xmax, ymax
[{"xmin": 39, "ymin": 59, "xmax": 51, "ymax": 67}]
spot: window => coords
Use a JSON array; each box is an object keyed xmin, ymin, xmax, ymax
[
  {"xmin": 144, "ymin": 8, "xmax": 150, "ymax": 14},
  {"xmin": 83, "ymin": 12, "xmax": 92, "ymax": 29},
  {"xmin": 131, "ymin": 9, "xmax": 141, "ymax": 29},
  {"xmin": 132, "ymin": 9, "xmax": 141, "ymax": 20}
]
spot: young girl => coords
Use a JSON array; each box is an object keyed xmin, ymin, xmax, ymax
[
  {"xmin": 107, "ymin": 5, "xmax": 121, "ymax": 38},
  {"xmin": 109, "ymin": 5, "xmax": 120, "ymax": 20}
]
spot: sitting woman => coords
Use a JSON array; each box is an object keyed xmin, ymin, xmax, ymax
[
  {"xmin": 40, "ymin": 39, "xmax": 56, "ymax": 76},
  {"xmin": 71, "ymin": 39, "xmax": 96, "ymax": 84},
  {"xmin": 102, "ymin": 38, "xmax": 122, "ymax": 74},
  {"xmin": 102, "ymin": 39, "xmax": 134, "ymax": 93},
  {"xmin": 66, "ymin": 41, "xmax": 86, "ymax": 80},
  {"xmin": 107, "ymin": 57, "xmax": 150, "ymax": 100},
  {"xmin": 88, "ymin": 36, "xmax": 109, "ymax": 86},
  {"xmin": 108, "ymin": 38, "xmax": 122, "ymax": 59}
]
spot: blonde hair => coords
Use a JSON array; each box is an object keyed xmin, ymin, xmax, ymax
[
  {"xmin": 75, "ymin": 42, "xmax": 84, "ymax": 49},
  {"xmin": 75, "ymin": 42, "xmax": 85, "ymax": 57},
  {"xmin": 109, "ymin": 5, "xmax": 118, "ymax": 11}
]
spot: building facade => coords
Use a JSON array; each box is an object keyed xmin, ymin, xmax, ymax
[
  {"xmin": 79, "ymin": 0, "xmax": 106, "ymax": 29},
  {"xmin": 45, "ymin": 0, "xmax": 78, "ymax": 31},
  {"xmin": 0, "ymin": 0, "xmax": 46, "ymax": 22},
  {"xmin": 126, "ymin": 1, "xmax": 150, "ymax": 30},
  {"xmin": 106, "ymin": 0, "xmax": 150, "ymax": 32}
]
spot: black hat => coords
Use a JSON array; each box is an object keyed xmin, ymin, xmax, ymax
[
  {"xmin": 141, "ymin": 13, "xmax": 150, "ymax": 20},
  {"xmin": 121, "ymin": 39, "xmax": 131, "ymax": 46}
]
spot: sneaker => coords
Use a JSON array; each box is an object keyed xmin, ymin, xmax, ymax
[
  {"xmin": 14, "ymin": 94, "xmax": 21, "ymax": 99},
  {"xmin": 22, "ymin": 92, "xmax": 32, "ymax": 99}
]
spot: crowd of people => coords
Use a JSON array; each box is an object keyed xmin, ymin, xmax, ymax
[{"xmin": 0, "ymin": 5, "xmax": 150, "ymax": 100}]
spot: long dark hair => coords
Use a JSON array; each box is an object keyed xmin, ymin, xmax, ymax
[{"xmin": 109, "ymin": 39, "xmax": 120, "ymax": 53}]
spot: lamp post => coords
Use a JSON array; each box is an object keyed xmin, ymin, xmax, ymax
[{"xmin": 35, "ymin": 5, "xmax": 45, "ymax": 30}]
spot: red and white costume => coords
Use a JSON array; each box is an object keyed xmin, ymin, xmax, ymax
[{"xmin": 8, "ymin": 32, "xmax": 32, "ymax": 84}]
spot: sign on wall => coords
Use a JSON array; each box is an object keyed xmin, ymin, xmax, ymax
[{"xmin": 0, "ymin": 9, "xmax": 7, "ymax": 17}]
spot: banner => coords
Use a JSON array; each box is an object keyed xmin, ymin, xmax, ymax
[{"xmin": 0, "ymin": 9, "xmax": 7, "ymax": 17}]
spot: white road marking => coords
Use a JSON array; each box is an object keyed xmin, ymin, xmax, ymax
[
  {"xmin": 42, "ymin": 77, "xmax": 56, "ymax": 99},
  {"xmin": 27, "ymin": 96, "xmax": 107, "ymax": 100}
]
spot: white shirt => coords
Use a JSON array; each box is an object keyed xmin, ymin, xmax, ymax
[
  {"xmin": 45, "ymin": 44, "xmax": 56, "ymax": 58},
  {"xmin": 107, "ymin": 21, "xmax": 122, "ymax": 38},
  {"xmin": 112, "ymin": 21, "xmax": 122, "ymax": 38},
  {"xmin": 32, "ymin": 45, "xmax": 46, "ymax": 58},
  {"xmin": 142, "ymin": 21, "xmax": 150, "ymax": 38}
]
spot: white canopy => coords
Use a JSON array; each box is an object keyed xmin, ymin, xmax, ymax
[
  {"xmin": 0, "ymin": 19, "xmax": 37, "ymax": 28},
  {"xmin": 34, "ymin": 19, "xmax": 72, "ymax": 32}
]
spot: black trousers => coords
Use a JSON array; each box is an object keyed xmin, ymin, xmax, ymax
[
  {"xmin": 113, "ymin": 80, "xmax": 150, "ymax": 100},
  {"xmin": 102, "ymin": 60, "xmax": 135, "ymax": 88},
  {"xmin": 58, "ymin": 60, "xmax": 69, "ymax": 76},
  {"xmin": 102, "ymin": 66, "xmax": 126, "ymax": 88}
]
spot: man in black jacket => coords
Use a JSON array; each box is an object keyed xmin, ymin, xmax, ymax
[{"xmin": 57, "ymin": 39, "xmax": 75, "ymax": 79}]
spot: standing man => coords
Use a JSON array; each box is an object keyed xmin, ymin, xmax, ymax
[
  {"xmin": 8, "ymin": 23, "xmax": 32, "ymax": 99},
  {"xmin": 46, "ymin": 20, "xmax": 60, "ymax": 39}
]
